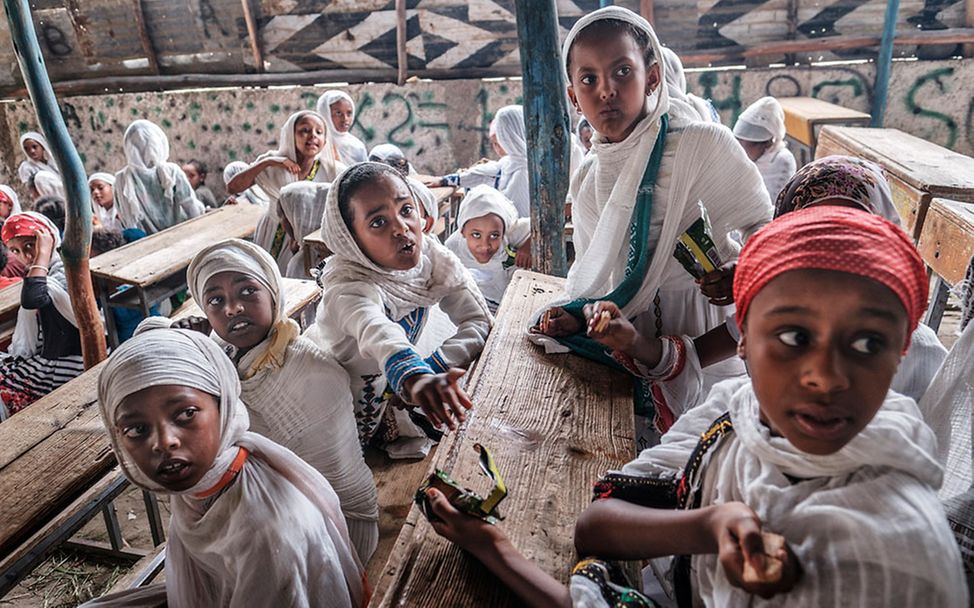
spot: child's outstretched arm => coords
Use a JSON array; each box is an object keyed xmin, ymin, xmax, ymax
[
  {"xmin": 403, "ymin": 368, "xmax": 472, "ymax": 431},
  {"xmin": 425, "ymin": 488, "xmax": 572, "ymax": 608},
  {"xmin": 226, "ymin": 157, "xmax": 299, "ymax": 194}
]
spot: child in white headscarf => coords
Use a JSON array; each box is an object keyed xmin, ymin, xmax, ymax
[
  {"xmin": 221, "ymin": 161, "xmax": 268, "ymax": 206},
  {"xmin": 81, "ymin": 320, "xmax": 368, "ymax": 607},
  {"xmin": 660, "ymin": 46, "xmax": 721, "ymax": 124},
  {"xmin": 177, "ymin": 238, "xmax": 379, "ymax": 562},
  {"xmin": 426, "ymin": 118, "xmax": 504, "ymax": 191},
  {"xmin": 113, "ymin": 120, "xmax": 204, "ymax": 235},
  {"xmin": 278, "ymin": 181, "xmax": 329, "ymax": 279},
  {"xmin": 734, "ymin": 96, "xmax": 797, "ymax": 200},
  {"xmin": 369, "ymin": 143, "xmax": 415, "ymax": 176},
  {"xmin": 489, "ymin": 105, "xmax": 530, "ymax": 217},
  {"xmin": 30, "ymin": 170, "xmax": 65, "ymax": 202},
  {"xmin": 88, "ymin": 172, "xmax": 123, "ymax": 232},
  {"xmin": 17, "ymin": 131, "xmax": 60, "ymax": 186},
  {"xmin": 228, "ymin": 111, "xmax": 341, "ymax": 274},
  {"xmin": 445, "ymin": 185, "xmax": 531, "ymax": 313},
  {"xmin": 0, "ymin": 185, "xmax": 22, "ymax": 221},
  {"xmin": 316, "ymin": 90, "xmax": 370, "ymax": 165},
  {"xmin": 309, "ymin": 162, "xmax": 491, "ymax": 449}
]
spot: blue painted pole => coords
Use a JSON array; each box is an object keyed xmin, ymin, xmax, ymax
[
  {"xmin": 3, "ymin": 0, "xmax": 107, "ymax": 365},
  {"xmin": 871, "ymin": 0, "xmax": 900, "ymax": 127},
  {"xmin": 600, "ymin": 0, "xmax": 613, "ymax": 6},
  {"xmin": 514, "ymin": 0, "xmax": 570, "ymax": 277}
]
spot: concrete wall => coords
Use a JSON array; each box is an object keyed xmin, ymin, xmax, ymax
[{"xmin": 1, "ymin": 57, "xmax": 973, "ymax": 201}]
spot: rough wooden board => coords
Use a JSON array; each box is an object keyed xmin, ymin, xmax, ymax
[
  {"xmin": 105, "ymin": 541, "xmax": 166, "ymax": 593},
  {"xmin": 89, "ymin": 205, "xmax": 264, "ymax": 287},
  {"xmin": 0, "ymin": 362, "xmax": 105, "ymax": 471},
  {"xmin": 816, "ymin": 127, "xmax": 974, "ymax": 201},
  {"xmin": 0, "ymin": 404, "xmax": 114, "ymax": 556},
  {"xmin": 0, "ymin": 282, "xmax": 21, "ymax": 319},
  {"xmin": 778, "ymin": 97, "xmax": 870, "ymax": 147},
  {"xmin": 918, "ymin": 199, "xmax": 974, "ymax": 285},
  {"xmin": 170, "ymin": 277, "xmax": 321, "ymax": 321},
  {"xmin": 371, "ymin": 270, "xmax": 634, "ymax": 607}
]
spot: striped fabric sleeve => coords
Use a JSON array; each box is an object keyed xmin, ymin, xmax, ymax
[
  {"xmin": 385, "ymin": 348, "xmax": 434, "ymax": 395},
  {"xmin": 424, "ymin": 350, "xmax": 449, "ymax": 374}
]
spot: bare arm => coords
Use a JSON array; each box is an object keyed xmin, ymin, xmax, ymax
[{"xmin": 226, "ymin": 157, "xmax": 290, "ymax": 194}]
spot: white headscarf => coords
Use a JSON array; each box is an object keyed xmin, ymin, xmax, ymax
[
  {"xmin": 734, "ymin": 96, "xmax": 787, "ymax": 151},
  {"xmin": 187, "ymin": 238, "xmax": 300, "ymax": 378},
  {"xmin": 253, "ymin": 110, "xmax": 340, "ymax": 204},
  {"xmin": 316, "ymin": 91, "xmax": 370, "ymax": 166},
  {"xmin": 0, "ymin": 185, "xmax": 23, "ymax": 217},
  {"xmin": 87, "ymin": 172, "xmax": 120, "ymax": 230},
  {"xmin": 456, "ymin": 184, "xmax": 518, "ymax": 233},
  {"xmin": 97, "ymin": 321, "xmax": 366, "ymax": 607},
  {"xmin": 660, "ymin": 46, "xmax": 720, "ymax": 124},
  {"xmin": 493, "ymin": 105, "xmax": 531, "ymax": 218},
  {"xmin": 3, "ymin": 212, "xmax": 78, "ymax": 358},
  {"xmin": 33, "ymin": 170, "xmax": 65, "ymax": 199},
  {"xmin": 319, "ymin": 163, "xmax": 489, "ymax": 321},
  {"xmin": 369, "ymin": 143, "xmax": 415, "ymax": 175},
  {"xmin": 222, "ymin": 161, "xmax": 268, "ymax": 206},
  {"xmin": 17, "ymin": 131, "xmax": 60, "ymax": 184},
  {"xmin": 407, "ymin": 177, "xmax": 438, "ymax": 223},
  {"xmin": 114, "ymin": 120, "xmax": 204, "ymax": 233}
]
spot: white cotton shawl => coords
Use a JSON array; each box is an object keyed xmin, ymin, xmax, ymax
[
  {"xmin": 94, "ymin": 322, "xmax": 366, "ymax": 608},
  {"xmin": 222, "ymin": 161, "xmax": 269, "ymax": 206},
  {"xmin": 734, "ymin": 97, "xmax": 786, "ymax": 150},
  {"xmin": 278, "ymin": 181, "xmax": 330, "ymax": 278},
  {"xmin": 17, "ymin": 131, "xmax": 60, "ymax": 184},
  {"xmin": 33, "ymin": 170, "xmax": 65, "ymax": 199},
  {"xmin": 493, "ymin": 105, "xmax": 531, "ymax": 218},
  {"xmin": 6, "ymin": 212, "xmax": 78, "ymax": 359},
  {"xmin": 316, "ymin": 91, "xmax": 369, "ymax": 166},
  {"xmin": 0, "ymin": 185, "xmax": 23, "ymax": 217},
  {"xmin": 660, "ymin": 47, "xmax": 719, "ymax": 125},
  {"xmin": 114, "ymin": 120, "xmax": 204, "ymax": 234},
  {"xmin": 88, "ymin": 172, "xmax": 122, "ymax": 231},
  {"xmin": 318, "ymin": 163, "xmax": 490, "ymax": 322},
  {"xmin": 407, "ymin": 177, "xmax": 438, "ymax": 223},
  {"xmin": 620, "ymin": 377, "xmax": 968, "ymax": 607},
  {"xmin": 754, "ymin": 146, "xmax": 797, "ymax": 201}
]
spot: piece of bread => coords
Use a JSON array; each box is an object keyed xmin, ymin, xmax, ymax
[
  {"xmin": 594, "ymin": 310, "xmax": 611, "ymax": 333},
  {"xmin": 741, "ymin": 532, "xmax": 785, "ymax": 584}
]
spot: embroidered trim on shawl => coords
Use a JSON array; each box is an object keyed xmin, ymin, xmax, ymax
[
  {"xmin": 385, "ymin": 348, "xmax": 433, "ymax": 395},
  {"xmin": 425, "ymin": 350, "xmax": 449, "ymax": 374}
]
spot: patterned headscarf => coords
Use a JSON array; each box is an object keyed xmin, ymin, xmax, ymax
[
  {"xmin": 774, "ymin": 155, "xmax": 900, "ymax": 225},
  {"xmin": 734, "ymin": 206, "xmax": 927, "ymax": 350}
]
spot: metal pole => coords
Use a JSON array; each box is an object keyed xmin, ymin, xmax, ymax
[
  {"xmin": 871, "ymin": 0, "xmax": 901, "ymax": 127},
  {"xmin": 4, "ymin": 0, "xmax": 108, "ymax": 367},
  {"xmin": 600, "ymin": 0, "xmax": 613, "ymax": 7},
  {"xmin": 514, "ymin": 0, "xmax": 570, "ymax": 277}
]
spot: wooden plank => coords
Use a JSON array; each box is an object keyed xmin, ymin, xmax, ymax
[
  {"xmin": 106, "ymin": 542, "xmax": 166, "ymax": 593},
  {"xmin": 778, "ymin": 97, "xmax": 870, "ymax": 147},
  {"xmin": 170, "ymin": 277, "xmax": 321, "ymax": 321},
  {"xmin": 89, "ymin": 205, "xmax": 263, "ymax": 287},
  {"xmin": 371, "ymin": 271, "xmax": 634, "ymax": 606},
  {"xmin": 240, "ymin": 0, "xmax": 264, "ymax": 73},
  {"xmin": 917, "ymin": 199, "xmax": 974, "ymax": 286},
  {"xmin": 0, "ymin": 283, "xmax": 21, "ymax": 319}
]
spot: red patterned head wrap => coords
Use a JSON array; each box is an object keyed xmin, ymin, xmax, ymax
[
  {"xmin": 1, "ymin": 211, "xmax": 59, "ymax": 246},
  {"xmin": 734, "ymin": 206, "xmax": 927, "ymax": 350}
]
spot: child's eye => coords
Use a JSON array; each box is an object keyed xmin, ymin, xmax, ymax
[
  {"xmin": 490, "ymin": 233, "xmax": 501, "ymax": 240},
  {"xmin": 240, "ymin": 286, "xmax": 257, "ymax": 297},
  {"xmin": 122, "ymin": 424, "xmax": 148, "ymax": 439},
  {"xmin": 777, "ymin": 330, "xmax": 809, "ymax": 347},
  {"xmin": 850, "ymin": 335, "xmax": 885, "ymax": 355},
  {"xmin": 579, "ymin": 74, "xmax": 595, "ymax": 86},
  {"xmin": 401, "ymin": 204, "xmax": 414, "ymax": 216},
  {"xmin": 176, "ymin": 407, "xmax": 199, "ymax": 423},
  {"xmin": 616, "ymin": 65, "xmax": 632, "ymax": 77},
  {"xmin": 206, "ymin": 295, "xmax": 223, "ymax": 307},
  {"xmin": 370, "ymin": 217, "xmax": 386, "ymax": 229},
  {"xmin": 471, "ymin": 231, "xmax": 482, "ymax": 239}
]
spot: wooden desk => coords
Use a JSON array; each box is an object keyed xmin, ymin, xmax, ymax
[
  {"xmin": 777, "ymin": 97, "xmax": 870, "ymax": 163},
  {"xmin": 371, "ymin": 270, "xmax": 634, "ymax": 606},
  {"xmin": 0, "ymin": 283, "xmax": 21, "ymax": 321},
  {"xmin": 916, "ymin": 199, "xmax": 974, "ymax": 330},
  {"xmin": 816, "ymin": 126, "xmax": 974, "ymax": 240},
  {"xmin": 90, "ymin": 205, "xmax": 264, "ymax": 347},
  {"xmin": 172, "ymin": 277, "xmax": 322, "ymax": 330}
]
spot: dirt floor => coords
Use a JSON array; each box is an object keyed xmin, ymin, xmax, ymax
[{"xmin": 1, "ymin": 298, "xmax": 967, "ymax": 607}]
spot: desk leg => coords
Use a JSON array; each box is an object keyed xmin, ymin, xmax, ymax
[
  {"xmin": 143, "ymin": 491, "xmax": 166, "ymax": 546},
  {"xmin": 138, "ymin": 289, "xmax": 152, "ymax": 319},
  {"xmin": 98, "ymin": 279, "xmax": 121, "ymax": 350},
  {"xmin": 102, "ymin": 502, "xmax": 124, "ymax": 551},
  {"xmin": 923, "ymin": 274, "xmax": 950, "ymax": 332}
]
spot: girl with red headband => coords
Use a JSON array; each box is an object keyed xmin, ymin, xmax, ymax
[
  {"xmin": 425, "ymin": 206, "xmax": 967, "ymax": 606},
  {"xmin": 0, "ymin": 212, "xmax": 84, "ymax": 419}
]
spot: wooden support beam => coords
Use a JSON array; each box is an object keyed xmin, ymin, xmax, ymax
[
  {"xmin": 3, "ymin": 0, "xmax": 107, "ymax": 368},
  {"xmin": 964, "ymin": 0, "xmax": 974, "ymax": 56},
  {"xmin": 871, "ymin": 0, "xmax": 901, "ymax": 127},
  {"xmin": 240, "ymin": 0, "xmax": 264, "ymax": 73},
  {"xmin": 395, "ymin": 0, "xmax": 407, "ymax": 86},
  {"xmin": 514, "ymin": 0, "xmax": 569, "ymax": 277},
  {"xmin": 640, "ymin": 0, "xmax": 654, "ymax": 25},
  {"xmin": 131, "ymin": 0, "xmax": 160, "ymax": 75}
]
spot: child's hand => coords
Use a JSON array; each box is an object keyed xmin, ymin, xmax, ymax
[
  {"xmin": 172, "ymin": 315, "xmax": 211, "ymax": 336},
  {"xmin": 530, "ymin": 306, "xmax": 581, "ymax": 337},
  {"xmin": 710, "ymin": 502, "xmax": 802, "ymax": 599},
  {"xmin": 422, "ymin": 177, "xmax": 444, "ymax": 188},
  {"xmin": 224, "ymin": 196, "xmax": 239, "ymax": 206},
  {"xmin": 405, "ymin": 368, "xmax": 473, "ymax": 431},
  {"xmin": 583, "ymin": 301, "xmax": 637, "ymax": 354},
  {"xmin": 425, "ymin": 487, "xmax": 505, "ymax": 559},
  {"xmin": 276, "ymin": 157, "xmax": 301, "ymax": 175},
  {"xmin": 33, "ymin": 228, "xmax": 55, "ymax": 258},
  {"xmin": 515, "ymin": 240, "xmax": 532, "ymax": 269},
  {"xmin": 697, "ymin": 262, "xmax": 736, "ymax": 307},
  {"xmin": 289, "ymin": 239, "xmax": 300, "ymax": 254}
]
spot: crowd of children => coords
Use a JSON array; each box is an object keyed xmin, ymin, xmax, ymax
[{"xmin": 0, "ymin": 4, "xmax": 969, "ymax": 605}]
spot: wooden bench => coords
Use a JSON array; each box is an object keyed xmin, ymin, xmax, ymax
[
  {"xmin": 370, "ymin": 270, "xmax": 634, "ymax": 606},
  {"xmin": 171, "ymin": 276, "xmax": 321, "ymax": 329},
  {"xmin": 90, "ymin": 204, "xmax": 264, "ymax": 348},
  {"xmin": 815, "ymin": 126, "xmax": 974, "ymax": 241},
  {"xmin": 916, "ymin": 199, "xmax": 974, "ymax": 330},
  {"xmin": 0, "ymin": 283, "xmax": 22, "ymax": 351},
  {"xmin": 777, "ymin": 97, "xmax": 870, "ymax": 164}
]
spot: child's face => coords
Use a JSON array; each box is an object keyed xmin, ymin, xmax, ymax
[
  {"xmin": 461, "ymin": 214, "xmax": 505, "ymax": 264},
  {"xmin": 489, "ymin": 133, "xmax": 506, "ymax": 158},
  {"xmin": 349, "ymin": 173, "xmax": 422, "ymax": 270},
  {"xmin": 740, "ymin": 268, "xmax": 908, "ymax": 456},
  {"xmin": 6, "ymin": 236, "xmax": 36, "ymax": 266},
  {"xmin": 115, "ymin": 385, "xmax": 222, "ymax": 492},
  {"xmin": 567, "ymin": 33, "xmax": 660, "ymax": 144},
  {"xmin": 23, "ymin": 138, "xmax": 45, "ymax": 162},
  {"xmin": 202, "ymin": 271, "xmax": 275, "ymax": 352},
  {"xmin": 737, "ymin": 138, "xmax": 771, "ymax": 162},
  {"xmin": 181, "ymin": 164, "xmax": 204, "ymax": 189},
  {"xmin": 294, "ymin": 116, "xmax": 326, "ymax": 161},
  {"xmin": 90, "ymin": 180, "xmax": 114, "ymax": 209},
  {"xmin": 579, "ymin": 126, "xmax": 593, "ymax": 150},
  {"xmin": 0, "ymin": 200, "xmax": 11, "ymax": 220},
  {"xmin": 330, "ymin": 100, "xmax": 355, "ymax": 133}
]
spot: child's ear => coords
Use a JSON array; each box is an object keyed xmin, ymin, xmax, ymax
[
  {"xmin": 645, "ymin": 63, "xmax": 661, "ymax": 96},
  {"xmin": 737, "ymin": 333, "xmax": 747, "ymax": 360},
  {"xmin": 567, "ymin": 86, "xmax": 580, "ymax": 114}
]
